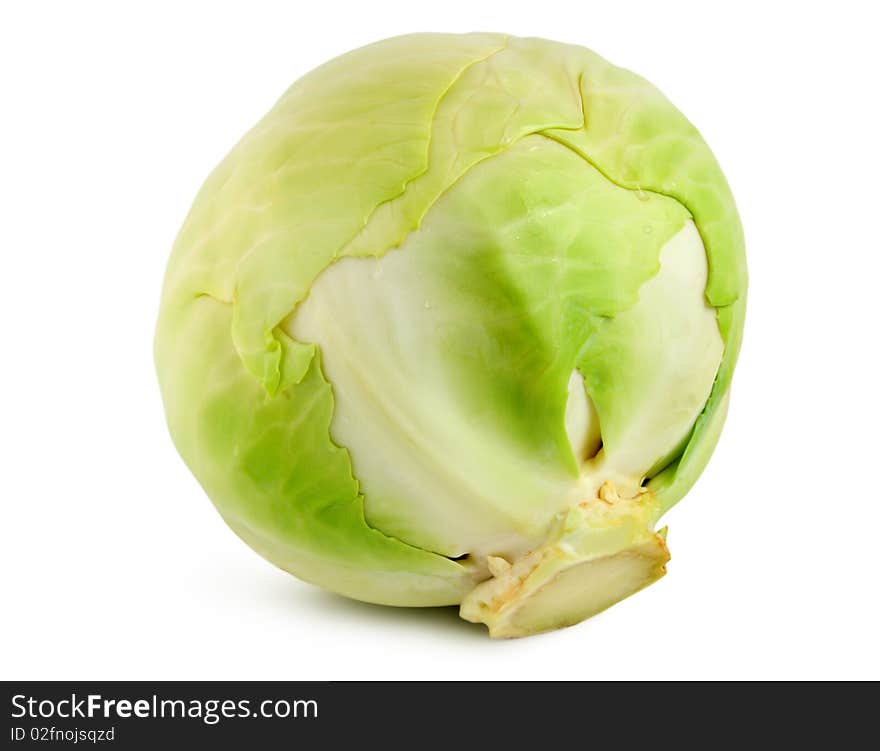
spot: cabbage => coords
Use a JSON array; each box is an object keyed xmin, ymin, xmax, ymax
[{"xmin": 155, "ymin": 33, "xmax": 746, "ymax": 637}]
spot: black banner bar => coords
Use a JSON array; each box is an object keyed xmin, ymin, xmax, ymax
[{"xmin": 2, "ymin": 681, "xmax": 876, "ymax": 747}]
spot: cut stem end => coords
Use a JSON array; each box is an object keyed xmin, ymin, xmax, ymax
[{"xmin": 459, "ymin": 490, "xmax": 669, "ymax": 638}]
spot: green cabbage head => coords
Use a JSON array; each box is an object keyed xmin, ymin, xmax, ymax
[{"xmin": 155, "ymin": 33, "xmax": 746, "ymax": 637}]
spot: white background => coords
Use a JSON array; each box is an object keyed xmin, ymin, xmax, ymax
[{"xmin": 2, "ymin": 1, "xmax": 878, "ymax": 680}]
